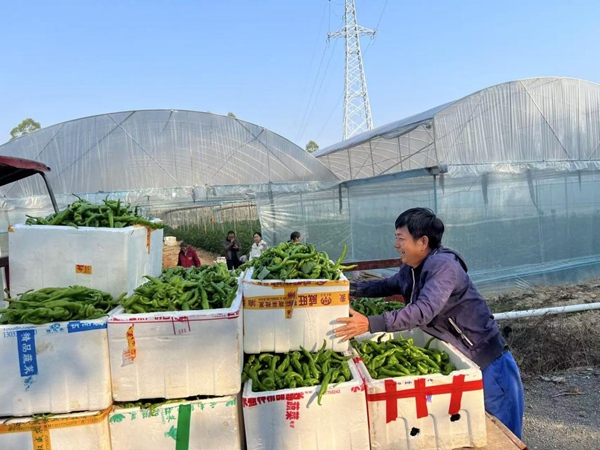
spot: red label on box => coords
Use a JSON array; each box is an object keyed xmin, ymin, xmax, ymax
[{"xmin": 75, "ymin": 264, "xmax": 92, "ymax": 275}]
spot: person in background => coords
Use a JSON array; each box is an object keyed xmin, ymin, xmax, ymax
[
  {"xmin": 223, "ymin": 230, "xmax": 242, "ymax": 270},
  {"xmin": 334, "ymin": 207, "xmax": 524, "ymax": 439},
  {"xmin": 289, "ymin": 231, "xmax": 301, "ymax": 243},
  {"xmin": 249, "ymin": 231, "xmax": 268, "ymax": 260},
  {"xmin": 177, "ymin": 241, "xmax": 201, "ymax": 268}
]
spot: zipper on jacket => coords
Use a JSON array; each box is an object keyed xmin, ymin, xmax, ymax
[
  {"xmin": 448, "ymin": 317, "xmax": 474, "ymax": 347},
  {"xmin": 409, "ymin": 248, "xmax": 439, "ymax": 305},
  {"xmin": 410, "ymin": 268, "xmax": 416, "ymax": 304}
]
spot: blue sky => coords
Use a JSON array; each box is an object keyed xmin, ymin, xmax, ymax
[{"xmin": 2, "ymin": 0, "xmax": 600, "ymax": 149}]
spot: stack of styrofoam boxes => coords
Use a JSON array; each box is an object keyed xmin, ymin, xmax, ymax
[
  {"xmin": 241, "ymin": 269, "xmax": 371, "ymax": 449},
  {"xmin": 353, "ymin": 329, "xmax": 488, "ymax": 450},
  {"xmin": 0, "ymin": 222, "xmax": 163, "ymax": 449},
  {"xmin": 0, "ymin": 318, "xmax": 113, "ymax": 449},
  {"xmin": 106, "ymin": 275, "xmax": 245, "ymax": 450}
]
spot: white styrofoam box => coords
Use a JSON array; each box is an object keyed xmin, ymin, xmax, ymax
[
  {"xmin": 0, "ymin": 316, "xmax": 112, "ymax": 417},
  {"xmin": 8, "ymin": 222, "xmax": 163, "ymax": 298},
  {"xmin": 0, "ymin": 407, "xmax": 111, "ymax": 450},
  {"xmin": 242, "ymin": 354, "xmax": 369, "ymax": 450},
  {"xmin": 164, "ymin": 236, "xmax": 177, "ymax": 246},
  {"xmin": 242, "ymin": 269, "xmax": 350, "ymax": 353},
  {"xmin": 354, "ymin": 329, "xmax": 487, "ymax": 450},
  {"xmin": 109, "ymin": 395, "xmax": 243, "ymax": 450},
  {"xmin": 107, "ymin": 280, "xmax": 243, "ymax": 401}
]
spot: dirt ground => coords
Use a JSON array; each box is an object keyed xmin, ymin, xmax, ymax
[
  {"xmin": 522, "ymin": 367, "xmax": 600, "ymax": 450},
  {"xmin": 484, "ymin": 280, "xmax": 600, "ymax": 312},
  {"xmin": 162, "ymin": 242, "xmax": 220, "ymax": 268},
  {"xmin": 483, "ymin": 280, "xmax": 600, "ymax": 449}
]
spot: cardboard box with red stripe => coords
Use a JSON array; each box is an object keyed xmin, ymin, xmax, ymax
[
  {"xmin": 107, "ymin": 279, "xmax": 243, "ymax": 401},
  {"xmin": 242, "ymin": 269, "xmax": 350, "ymax": 353},
  {"xmin": 354, "ymin": 329, "xmax": 487, "ymax": 450}
]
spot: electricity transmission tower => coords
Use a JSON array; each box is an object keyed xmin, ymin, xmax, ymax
[{"xmin": 328, "ymin": 0, "xmax": 375, "ymax": 140}]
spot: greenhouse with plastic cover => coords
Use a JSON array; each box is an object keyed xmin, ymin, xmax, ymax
[
  {"xmin": 1, "ymin": 77, "xmax": 600, "ymax": 291},
  {"xmin": 276, "ymin": 77, "xmax": 600, "ymax": 291},
  {"xmin": 0, "ymin": 109, "xmax": 339, "ymax": 254}
]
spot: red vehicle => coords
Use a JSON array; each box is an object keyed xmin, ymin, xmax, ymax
[{"xmin": 0, "ymin": 155, "xmax": 59, "ymax": 289}]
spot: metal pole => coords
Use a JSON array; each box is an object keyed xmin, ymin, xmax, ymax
[
  {"xmin": 39, "ymin": 173, "xmax": 59, "ymax": 213},
  {"xmin": 494, "ymin": 302, "xmax": 600, "ymax": 320},
  {"xmin": 433, "ymin": 174, "xmax": 438, "ymax": 214}
]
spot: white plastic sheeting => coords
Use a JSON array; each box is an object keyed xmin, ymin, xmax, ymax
[
  {"xmin": 315, "ymin": 77, "xmax": 600, "ymax": 180},
  {"xmin": 0, "ymin": 110, "xmax": 339, "ymax": 255},
  {"xmin": 257, "ymin": 163, "xmax": 600, "ymax": 291},
  {"xmin": 0, "ymin": 110, "xmax": 338, "ymax": 199},
  {"xmin": 295, "ymin": 77, "xmax": 600, "ymax": 290}
]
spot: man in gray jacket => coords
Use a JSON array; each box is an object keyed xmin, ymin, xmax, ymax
[{"xmin": 335, "ymin": 207, "xmax": 524, "ymax": 438}]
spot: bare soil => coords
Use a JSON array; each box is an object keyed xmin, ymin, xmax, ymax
[
  {"xmin": 522, "ymin": 367, "xmax": 600, "ymax": 450},
  {"xmin": 483, "ymin": 280, "xmax": 600, "ymax": 449},
  {"xmin": 484, "ymin": 280, "xmax": 600, "ymax": 313},
  {"xmin": 162, "ymin": 242, "xmax": 220, "ymax": 268}
]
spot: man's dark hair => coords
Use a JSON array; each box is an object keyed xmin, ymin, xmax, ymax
[
  {"xmin": 227, "ymin": 230, "xmax": 235, "ymax": 236},
  {"xmin": 395, "ymin": 207, "xmax": 444, "ymax": 249},
  {"xmin": 180, "ymin": 241, "xmax": 188, "ymax": 248},
  {"xmin": 290, "ymin": 231, "xmax": 301, "ymax": 241}
]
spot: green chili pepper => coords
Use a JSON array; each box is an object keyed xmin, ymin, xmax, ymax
[{"xmin": 317, "ymin": 369, "xmax": 334, "ymax": 406}]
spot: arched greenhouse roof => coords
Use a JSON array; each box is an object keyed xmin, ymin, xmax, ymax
[
  {"xmin": 0, "ymin": 109, "xmax": 338, "ymax": 198},
  {"xmin": 315, "ymin": 77, "xmax": 600, "ymax": 180}
]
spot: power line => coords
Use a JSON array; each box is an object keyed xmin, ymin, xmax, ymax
[
  {"xmin": 315, "ymin": 92, "xmax": 344, "ymax": 142},
  {"xmin": 293, "ymin": 3, "xmax": 330, "ymax": 139},
  {"xmin": 374, "ymin": 0, "xmax": 389, "ymax": 32},
  {"xmin": 295, "ymin": 41, "xmax": 331, "ymax": 143},
  {"xmin": 364, "ymin": 0, "xmax": 388, "ymax": 53},
  {"xmin": 297, "ymin": 39, "xmax": 340, "ymax": 143}
]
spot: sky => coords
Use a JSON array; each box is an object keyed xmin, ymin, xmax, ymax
[{"xmin": 2, "ymin": 0, "xmax": 600, "ymax": 150}]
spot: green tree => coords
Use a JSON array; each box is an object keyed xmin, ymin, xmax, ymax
[
  {"xmin": 305, "ymin": 140, "xmax": 319, "ymax": 153},
  {"xmin": 10, "ymin": 118, "xmax": 41, "ymax": 140},
  {"xmin": 227, "ymin": 112, "xmax": 237, "ymax": 118}
]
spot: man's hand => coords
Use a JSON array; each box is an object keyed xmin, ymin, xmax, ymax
[{"xmin": 334, "ymin": 307, "xmax": 369, "ymax": 342}]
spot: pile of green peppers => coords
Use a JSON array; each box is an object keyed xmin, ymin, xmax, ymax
[
  {"xmin": 351, "ymin": 297, "xmax": 405, "ymax": 315},
  {"xmin": 242, "ymin": 242, "xmax": 355, "ymax": 281},
  {"xmin": 25, "ymin": 196, "xmax": 163, "ymax": 229},
  {"xmin": 0, "ymin": 286, "xmax": 122, "ymax": 325},
  {"xmin": 121, "ymin": 264, "xmax": 238, "ymax": 313},
  {"xmin": 242, "ymin": 341, "xmax": 353, "ymax": 405},
  {"xmin": 350, "ymin": 335, "xmax": 456, "ymax": 379}
]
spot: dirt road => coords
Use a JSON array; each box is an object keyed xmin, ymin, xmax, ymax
[{"xmin": 162, "ymin": 242, "xmax": 220, "ymax": 268}]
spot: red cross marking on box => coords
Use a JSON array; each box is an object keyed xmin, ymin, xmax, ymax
[{"xmin": 366, "ymin": 374, "xmax": 483, "ymax": 423}]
